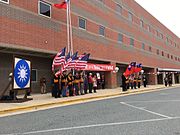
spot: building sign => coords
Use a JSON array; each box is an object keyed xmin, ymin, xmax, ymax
[
  {"xmin": 84, "ymin": 63, "xmax": 114, "ymax": 71},
  {"xmin": 13, "ymin": 57, "xmax": 31, "ymax": 89}
]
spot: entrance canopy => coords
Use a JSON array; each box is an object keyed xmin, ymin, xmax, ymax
[
  {"xmin": 84, "ymin": 63, "xmax": 114, "ymax": 71},
  {"xmin": 158, "ymin": 68, "xmax": 180, "ymax": 72}
]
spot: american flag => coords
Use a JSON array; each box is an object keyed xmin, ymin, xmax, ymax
[
  {"xmin": 52, "ymin": 47, "xmax": 66, "ymax": 71},
  {"xmin": 66, "ymin": 51, "xmax": 78, "ymax": 70},
  {"xmin": 55, "ymin": 51, "xmax": 78, "ymax": 76},
  {"xmin": 75, "ymin": 53, "xmax": 90, "ymax": 70}
]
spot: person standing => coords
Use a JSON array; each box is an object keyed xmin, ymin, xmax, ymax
[
  {"xmin": 79, "ymin": 72, "xmax": 84, "ymax": 95},
  {"xmin": 83, "ymin": 74, "xmax": 88, "ymax": 94},
  {"xmin": 74, "ymin": 72, "xmax": 80, "ymax": 95},
  {"xmin": 61, "ymin": 72, "xmax": 67, "ymax": 97},
  {"xmin": 143, "ymin": 75, "xmax": 147, "ymax": 87},
  {"xmin": 88, "ymin": 73, "xmax": 93, "ymax": 93},
  {"xmin": 168, "ymin": 75, "xmax": 172, "ymax": 86},
  {"xmin": 40, "ymin": 77, "xmax": 46, "ymax": 94},
  {"xmin": 67, "ymin": 72, "xmax": 74, "ymax": 96},
  {"xmin": 53, "ymin": 74, "xmax": 60, "ymax": 98},
  {"xmin": 133, "ymin": 77, "xmax": 137, "ymax": 89},
  {"xmin": 137, "ymin": 76, "xmax": 141, "ymax": 88},
  {"xmin": 122, "ymin": 74, "xmax": 127, "ymax": 91},
  {"xmin": 92, "ymin": 75, "xmax": 97, "ymax": 93},
  {"xmin": 101, "ymin": 74, "xmax": 105, "ymax": 89},
  {"xmin": 164, "ymin": 76, "xmax": 168, "ymax": 87}
]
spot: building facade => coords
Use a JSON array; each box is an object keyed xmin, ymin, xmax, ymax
[{"xmin": 0, "ymin": 0, "xmax": 180, "ymax": 93}]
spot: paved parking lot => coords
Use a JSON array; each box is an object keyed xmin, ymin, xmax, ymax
[{"xmin": 1, "ymin": 86, "xmax": 180, "ymax": 135}]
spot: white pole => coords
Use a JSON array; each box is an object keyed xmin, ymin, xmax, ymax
[
  {"xmin": 66, "ymin": 0, "xmax": 70, "ymax": 53},
  {"xmin": 68, "ymin": 0, "xmax": 73, "ymax": 55}
]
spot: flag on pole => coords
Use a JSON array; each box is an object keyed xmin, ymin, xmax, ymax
[
  {"xmin": 52, "ymin": 47, "xmax": 66, "ymax": 71},
  {"xmin": 75, "ymin": 53, "xmax": 90, "ymax": 70},
  {"xmin": 123, "ymin": 62, "xmax": 136, "ymax": 77},
  {"xmin": 66, "ymin": 51, "xmax": 78, "ymax": 69},
  {"xmin": 134, "ymin": 63, "xmax": 142, "ymax": 73},
  {"xmin": 54, "ymin": 0, "xmax": 70, "ymax": 9}
]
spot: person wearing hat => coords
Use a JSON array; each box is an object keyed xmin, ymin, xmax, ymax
[{"xmin": 88, "ymin": 73, "xmax": 93, "ymax": 93}]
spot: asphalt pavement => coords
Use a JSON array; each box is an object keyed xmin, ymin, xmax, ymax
[{"xmin": 1, "ymin": 86, "xmax": 180, "ymax": 135}]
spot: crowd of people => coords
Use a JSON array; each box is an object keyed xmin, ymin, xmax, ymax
[
  {"xmin": 42, "ymin": 71, "xmax": 105, "ymax": 98},
  {"xmin": 122, "ymin": 73, "xmax": 147, "ymax": 91},
  {"xmin": 164, "ymin": 74, "xmax": 173, "ymax": 87}
]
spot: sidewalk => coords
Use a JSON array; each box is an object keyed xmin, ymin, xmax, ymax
[{"xmin": 0, "ymin": 84, "xmax": 180, "ymax": 116}]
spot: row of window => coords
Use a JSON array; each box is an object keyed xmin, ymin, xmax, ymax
[
  {"xmin": 79, "ymin": 16, "xmax": 180, "ymax": 62},
  {"xmin": 97, "ymin": 0, "xmax": 178, "ymax": 48},
  {"xmin": 2, "ymin": 0, "xmax": 178, "ymax": 48},
  {"xmin": 2, "ymin": 0, "xmax": 179, "ymax": 62}
]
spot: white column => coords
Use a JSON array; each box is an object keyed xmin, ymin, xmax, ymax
[
  {"xmin": 162, "ymin": 72, "xmax": 165, "ymax": 84},
  {"xmin": 172, "ymin": 73, "xmax": 175, "ymax": 84}
]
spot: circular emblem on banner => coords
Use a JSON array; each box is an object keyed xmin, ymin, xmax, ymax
[{"xmin": 14, "ymin": 59, "xmax": 30, "ymax": 88}]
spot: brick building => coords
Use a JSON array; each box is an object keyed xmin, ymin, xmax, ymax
[{"xmin": 0, "ymin": 0, "xmax": 180, "ymax": 93}]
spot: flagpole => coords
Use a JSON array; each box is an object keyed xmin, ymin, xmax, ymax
[
  {"xmin": 66, "ymin": 0, "xmax": 70, "ymax": 53},
  {"xmin": 68, "ymin": 0, "xmax": 73, "ymax": 55}
]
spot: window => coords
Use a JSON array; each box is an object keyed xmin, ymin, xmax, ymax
[
  {"xmin": 162, "ymin": 51, "xmax": 164, "ymax": 56},
  {"xmin": 130, "ymin": 38, "xmax": 134, "ymax": 46},
  {"xmin": 166, "ymin": 37, "xmax": 169, "ymax": 43},
  {"xmin": 0, "ymin": 0, "xmax": 9, "ymax": 4},
  {"xmin": 167, "ymin": 54, "xmax": 170, "ymax": 58},
  {"xmin": 116, "ymin": 4, "xmax": 122, "ymax": 15},
  {"xmin": 141, "ymin": 43, "xmax": 145, "ymax": 50},
  {"xmin": 175, "ymin": 57, "xmax": 177, "ymax": 61},
  {"xmin": 128, "ymin": 12, "xmax": 133, "ymax": 22},
  {"xmin": 175, "ymin": 43, "xmax": 177, "ymax": 47},
  {"xmin": 149, "ymin": 46, "xmax": 152, "ymax": 52},
  {"xmin": 118, "ymin": 33, "xmax": 123, "ymax": 42},
  {"xmin": 156, "ymin": 49, "xmax": 159, "ymax": 55},
  {"xmin": 39, "ymin": 1, "xmax": 51, "ymax": 18},
  {"xmin": 159, "ymin": 33, "xmax": 163, "ymax": 39},
  {"xmin": 171, "ymin": 55, "xmax": 173, "ymax": 59},
  {"xmin": 79, "ymin": 17, "xmax": 86, "ymax": 30},
  {"xmin": 156, "ymin": 30, "xmax": 159, "ymax": 37},
  {"xmin": 31, "ymin": 69, "xmax": 37, "ymax": 82},
  {"xmin": 99, "ymin": 25, "xmax": 105, "ymax": 36},
  {"xmin": 140, "ymin": 20, "xmax": 144, "ymax": 28}
]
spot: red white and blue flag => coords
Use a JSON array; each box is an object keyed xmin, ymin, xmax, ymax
[
  {"xmin": 54, "ymin": 0, "xmax": 70, "ymax": 9},
  {"xmin": 134, "ymin": 63, "xmax": 142, "ymax": 73},
  {"xmin": 75, "ymin": 53, "xmax": 90, "ymax": 70},
  {"xmin": 124, "ymin": 62, "xmax": 136, "ymax": 77},
  {"xmin": 66, "ymin": 51, "xmax": 78, "ymax": 69},
  {"xmin": 52, "ymin": 47, "xmax": 66, "ymax": 71}
]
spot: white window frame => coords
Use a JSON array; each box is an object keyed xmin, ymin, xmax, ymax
[
  {"xmin": 99, "ymin": 25, "xmax": 105, "ymax": 37},
  {"xmin": 38, "ymin": 0, "xmax": 51, "ymax": 18},
  {"xmin": 128, "ymin": 12, "xmax": 133, "ymax": 22},
  {"xmin": 0, "ymin": 0, "xmax": 9, "ymax": 4},
  {"xmin": 118, "ymin": 33, "xmax": 123, "ymax": 43},
  {"xmin": 31, "ymin": 69, "xmax": 38, "ymax": 83},
  {"xmin": 130, "ymin": 38, "xmax": 134, "ymax": 46},
  {"xmin": 78, "ymin": 17, "xmax": 86, "ymax": 30}
]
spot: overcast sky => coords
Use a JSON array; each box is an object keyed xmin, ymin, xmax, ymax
[{"xmin": 134, "ymin": 0, "xmax": 180, "ymax": 38}]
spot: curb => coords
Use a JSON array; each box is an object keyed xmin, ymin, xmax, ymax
[{"xmin": 0, "ymin": 85, "xmax": 179, "ymax": 115}]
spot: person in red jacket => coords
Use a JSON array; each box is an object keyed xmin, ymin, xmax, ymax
[{"xmin": 88, "ymin": 73, "xmax": 93, "ymax": 93}]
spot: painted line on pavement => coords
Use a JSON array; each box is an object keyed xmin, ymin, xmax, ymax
[
  {"xmin": 5, "ymin": 117, "xmax": 180, "ymax": 135},
  {"xmin": 120, "ymin": 102, "xmax": 172, "ymax": 118},
  {"xmin": 126, "ymin": 99, "xmax": 180, "ymax": 104}
]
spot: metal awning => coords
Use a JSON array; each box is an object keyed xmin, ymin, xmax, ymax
[{"xmin": 158, "ymin": 68, "xmax": 180, "ymax": 72}]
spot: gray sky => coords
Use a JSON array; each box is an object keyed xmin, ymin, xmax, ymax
[{"xmin": 134, "ymin": 0, "xmax": 180, "ymax": 38}]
